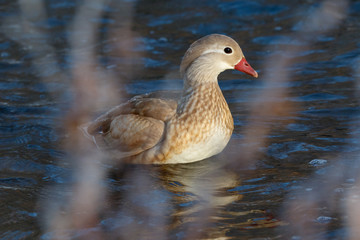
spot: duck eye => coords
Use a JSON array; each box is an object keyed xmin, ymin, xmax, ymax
[{"xmin": 224, "ymin": 47, "xmax": 232, "ymax": 54}]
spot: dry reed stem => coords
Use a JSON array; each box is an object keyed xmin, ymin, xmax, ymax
[
  {"xmin": 276, "ymin": 1, "xmax": 357, "ymax": 239},
  {"xmin": 1, "ymin": 0, "xmax": 357, "ymax": 239}
]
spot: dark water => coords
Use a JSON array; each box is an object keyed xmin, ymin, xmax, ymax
[{"xmin": 1, "ymin": 0, "xmax": 360, "ymax": 239}]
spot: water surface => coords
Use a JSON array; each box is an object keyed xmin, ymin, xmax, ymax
[{"xmin": 0, "ymin": 0, "xmax": 360, "ymax": 239}]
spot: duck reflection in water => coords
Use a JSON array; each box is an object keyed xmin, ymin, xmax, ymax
[
  {"xmin": 104, "ymin": 158, "xmax": 240, "ymax": 239},
  {"xmin": 102, "ymin": 158, "xmax": 284, "ymax": 239}
]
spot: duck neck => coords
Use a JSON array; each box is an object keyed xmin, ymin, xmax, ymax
[
  {"xmin": 177, "ymin": 58, "xmax": 229, "ymax": 115},
  {"xmin": 182, "ymin": 56, "xmax": 224, "ymax": 90},
  {"xmin": 177, "ymin": 78, "xmax": 225, "ymax": 116},
  {"xmin": 182, "ymin": 74, "xmax": 218, "ymax": 92}
]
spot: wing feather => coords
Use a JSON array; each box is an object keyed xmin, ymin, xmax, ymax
[
  {"xmin": 84, "ymin": 93, "xmax": 177, "ymax": 158},
  {"xmin": 94, "ymin": 114, "xmax": 165, "ymax": 157}
]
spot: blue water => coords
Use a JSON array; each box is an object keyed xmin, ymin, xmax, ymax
[{"xmin": 1, "ymin": 0, "xmax": 360, "ymax": 239}]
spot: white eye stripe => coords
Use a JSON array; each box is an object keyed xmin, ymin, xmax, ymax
[
  {"xmin": 202, "ymin": 49, "xmax": 224, "ymax": 55},
  {"xmin": 202, "ymin": 47, "xmax": 233, "ymax": 55}
]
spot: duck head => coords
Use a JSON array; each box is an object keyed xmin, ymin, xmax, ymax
[{"xmin": 180, "ymin": 34, "xmax": 258, "ymax": 84}]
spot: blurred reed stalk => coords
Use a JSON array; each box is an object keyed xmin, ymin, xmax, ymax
[
  {"xmin": 3, "ymin": 0, "xmax": 138, "ymax": 238},
  {"xmin": 274, "ymin": 1, "xmax": 358, "ymax": 239},
  {"xmin": 2, "ymin": 0, "xmax": 358, "ymax": 239},
  {"xmin": 345, "ymin": 54, "xmax": 360, "ymax": 240},
  {"xmin": 227, "ymin": 0, "xmax": 349, "ymax": 170}
]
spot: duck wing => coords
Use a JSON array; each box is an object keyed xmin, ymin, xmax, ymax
[{"xmin": 84, "ymin": 94, "xmax": 177, "ymax": 158}]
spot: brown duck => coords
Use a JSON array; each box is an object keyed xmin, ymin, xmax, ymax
[{"xmin": 84, "ymin": 34, "xmax": 258, "ymax": 164}]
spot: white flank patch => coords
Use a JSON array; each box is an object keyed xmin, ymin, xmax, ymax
[{"xmin": 166, "ymin": 127, "xmax": 231, "ymax": 164}]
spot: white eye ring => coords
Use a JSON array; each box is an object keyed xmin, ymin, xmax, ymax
[{"xmin": 224, "ymin": 47, "xmax": 233, "ymax": 54}]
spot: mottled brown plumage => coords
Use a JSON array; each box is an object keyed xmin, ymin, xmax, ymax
[{"xmin": 84, "ymin": 34, "xmax": 258, "ymax": 164}]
